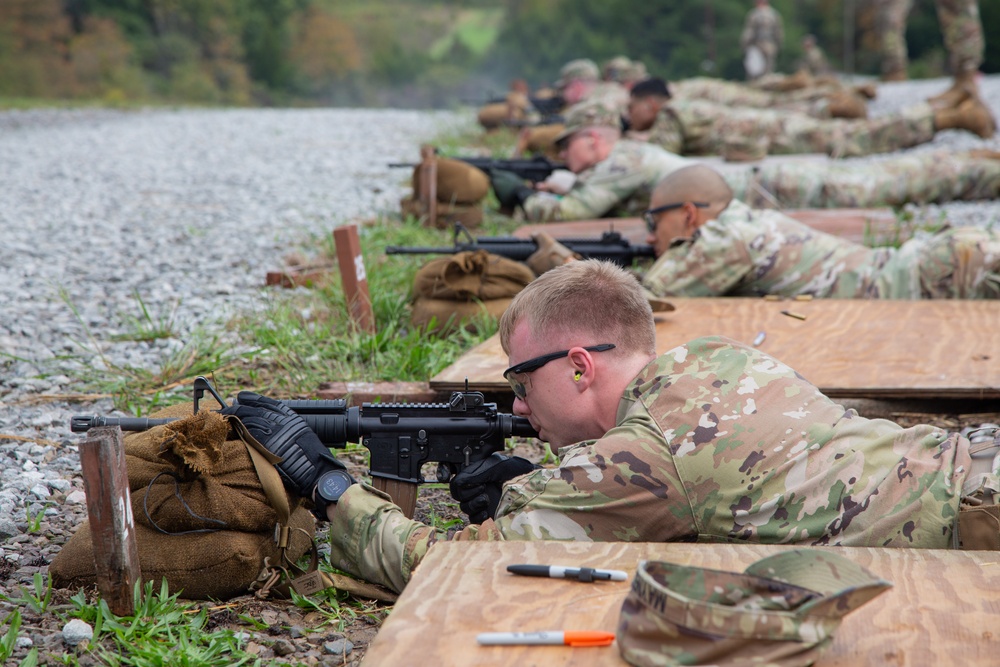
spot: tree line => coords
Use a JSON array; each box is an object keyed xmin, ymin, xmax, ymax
[{"xmin": 0, "ymin": 0, "xmax": 995, "ymax": 107}]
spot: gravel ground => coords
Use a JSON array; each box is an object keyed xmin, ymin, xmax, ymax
[{"xmin": 1, "ymin": 74, "xmax": 1000, "ymax": 665}]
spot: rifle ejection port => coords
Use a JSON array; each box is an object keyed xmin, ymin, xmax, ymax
[{"xmin": 380, "ymin": 413, "xmax": 400, "ymax": 424}]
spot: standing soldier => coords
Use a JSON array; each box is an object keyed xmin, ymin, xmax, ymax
[
  {"xmin": 799, "ymin": 34, "xmax": 832, "ymax": 76},
  {"xmin": 876, "ymin": 0, "xmax": 984, "ymax": 106},
  {"xmin": 740, "ymin": 0, "xmax": 785, "ymax": 79}
]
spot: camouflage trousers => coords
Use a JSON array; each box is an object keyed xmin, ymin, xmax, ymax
[
  {"xmin": 878, "ymin": 0, "xmax": 983, "ymax": 75},
  {"xmin": 722, "ymin": 150, "xmax": 1000, "ymax": 209},
  {"xmin": 912, "ymin": 227, "xmax": 1000, "ymax": 299},
  {"xmin": 713, "ymin": 102, "xmax": 935, "ymax": 158}
]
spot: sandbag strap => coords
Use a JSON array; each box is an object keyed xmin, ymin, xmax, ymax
[
  {"xmin": 227, "ymin": 415, "xmax": 292, "ymax": 526},
  {"xmin": 250, "ymin": 529, "xmax": 398, "ymax": 603}
]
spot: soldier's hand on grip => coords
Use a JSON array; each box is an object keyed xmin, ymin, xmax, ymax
[{"xmin": 449, "ymin": 453, "xmax": 537, "ymax": 524}]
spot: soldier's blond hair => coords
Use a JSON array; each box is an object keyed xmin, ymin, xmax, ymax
[
  {"xmin": 499, "ymin": 260, "xmax": 656, "ymax": 356},
  {"xmin": 653, "ymin": 164, "xmax": 733, "ymax": 208}
]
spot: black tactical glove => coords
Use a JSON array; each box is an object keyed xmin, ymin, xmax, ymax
[
  {"xmin": 489, "ymin": 169, "xmax": 535, "ymax": 211},
  {"xmin": 449, "ymin": 453, "xmax": 538, "ymax": 524},
  {"xmin": 221, "ymin": 392, "xmax": 349, "ymax": 519}
]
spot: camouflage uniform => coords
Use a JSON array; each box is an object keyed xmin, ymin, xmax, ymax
[
  {"xmin": 725, "ymin": 150, "xmax": 1000, "ymax": 209},
  {"xmin": 521, "ymin": 142, "xmax": 1000, "ymax": 222},
  {"xmin": 671, "ymin": 77, "xmax": 846, "ymax": 118},
  {"xmin": 642, "ymin": 198, "xmax": 1000, "ymax": 299},
  {"xmin": 878, "ymin": 0, "xmax": 984, "ymax": 77},
  {"xmin": 800, "ymin": 40, "xmax": 832, "ymax": 76},
  {"xmin": 643, "ymin": 98, "xmax": 936, "ymax": 158},
  {"xmin": 521, "ymin": 139, "xmax": 693, "ymax": 221},
  {"xmin": 740, "ymin": 2, "xmax": 784, "ymax": 77},
  {"xmin": 326, "ymin": 335, "xmax": 971, "ymax": 593},
  {"xmin": 587, "ymin": 81, "xmax": 630, "ymax": 115}
]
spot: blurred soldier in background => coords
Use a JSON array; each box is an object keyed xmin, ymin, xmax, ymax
[
  {"xmin": 877, "ymin": 0, "xmax": 984, "ymax": 107},
  {"xmin": 740, "ymin": 0, "xmax": 784, "ymax": 79},
  {"xmin": 670, "ymin": 76, "xmax": 874, "ymax": 119},
  {"xmin": 799, "ymin": 34, "xmax": 832, "ymax": 76},
  {"xmin": 488, "ymin": 99, "xmax": 1000, "ymax": 222},
  {"xmin": 626, "ymin": 76, "xmax": 995, "ymax": 160}
]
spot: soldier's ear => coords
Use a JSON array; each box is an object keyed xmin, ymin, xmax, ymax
[{"xmin": 683, "ymin": 202, "xmax": 701, "ymax": 232}]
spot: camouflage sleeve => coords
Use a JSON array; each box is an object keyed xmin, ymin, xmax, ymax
[
  {"xmin": 521, "ymin": 161, "xmax": 651, "ymax": 221},
  {"xmin": 493, "ymin": 423, "xmax": 695, "ymax": 542},
  {"xmin": 325, "ymin": 483, "xmax": 503, "ymax": 594},
  {"xmin": 642, "ymin": 220, "xmax": 754, "ymax": 297},
  {"xmin": 647, "ymin": 108, "xmax": 685, "ymax": 154}
]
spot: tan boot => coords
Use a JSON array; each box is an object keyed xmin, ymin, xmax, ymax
[
  {"xmin": 826, "ymin": 91, "xmax": 868, "ymax": 119},
  {"xmin": 934, "ymin": 95, "xmax": 997, "ymax": 139},
  {"xmin": 852, "ymin": 83, "xmax": 878, "ymax": 100},
  {"xmin": 966, "ymin": 149, "xmax": 1000, "ymax": 161},
  {"xmin": 929, "ymin": 71, "xmax": 978, "ymax": 110}
]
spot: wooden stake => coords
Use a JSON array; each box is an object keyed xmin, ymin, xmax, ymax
[
  {"xmin": 333, "ymin": 224, "xmax": 376, "ymax": 334},
  {"xmin": 79, "ymin": 427, "xmax": 140, "ymax": 616},
  {"xmin": 418, "ymin": 144, "xmax": 438, "ymax": 226}
]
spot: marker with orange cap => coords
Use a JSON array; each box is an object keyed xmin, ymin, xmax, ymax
[{"xmin": 477, "ymin": 630, "xmax": 615, "ymax": 646}]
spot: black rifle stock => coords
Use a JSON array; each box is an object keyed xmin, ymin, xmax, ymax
[
  {"xmin": 385, "ymin": 222, "xmax": 655, "ymax": 268},
  {"xmin": 389, "ymin": 155, "xmax": 566, "ymax": 183},
  {"xmin": 71, "ymin": 377, "xmax": 538, "ymax": 514}
]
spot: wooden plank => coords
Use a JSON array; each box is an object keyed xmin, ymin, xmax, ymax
[
  {"xmin": 512, "ymin": 208, "xmax": 900, "ymax": 246},
  {"xmin": 79, "ymin": 426, "xmax": 140, "ymax": 616},
  {"xmin": 430, "ymin": 298, "xmax": 1000, "ymax": 399},
  {"xmin": 363, "ymin": 541, "xmax": 1000, "ymax": 667}
]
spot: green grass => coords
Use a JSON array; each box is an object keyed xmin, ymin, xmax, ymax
[{"xmin": 428, "ymin": 8, "xmax": 505, "ymax": 59}]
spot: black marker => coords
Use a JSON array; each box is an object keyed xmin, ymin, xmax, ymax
[{"xmin": 507, "ymin": 564, "xmax": 628, "ymax": 582}]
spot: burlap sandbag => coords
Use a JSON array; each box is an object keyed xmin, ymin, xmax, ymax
[
  {"xmin": 412, "ymin": 250, "xmax": 534, "ymax": 301},
  {"xmin": 410, "ymin": 250, "xmax": 533, "ymax": 334},
  {"xmin": 478, "ymin": 102, "xmax": 511, "ymax": 129},
  {"xmin": 50, "ymin": 509, "xmax": 315, "ymax": 601},
  {"xmin": 411, "ymin": 296, "xmax": 514, "ymax": 334},
  {"xmin": 411, "ymin": 157, "xmax": 490, "ymax": 205},
  {"xmin": 50, "ymin": 405, "xmax": 314, "ymax": 600},
  {"xmin": 522, "ymin": 124, "xmax": 566, "ymax": 158}
]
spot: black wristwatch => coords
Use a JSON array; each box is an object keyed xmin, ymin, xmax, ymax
[
  {"xmin": 312, "ymin": 469, "xmax": 356, "ymax": 519},
  {"xmin": 316, "ymin": 469, "xmax": 355, "ymax": 503}
]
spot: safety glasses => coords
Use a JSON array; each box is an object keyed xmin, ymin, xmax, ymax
[
  {"xmin": 503, "ymin": 344, "xmax": 616, "ymax": 400},
  {"xmin": 642, "ymin": 201, "xmax": 709, "ymax": 233}
]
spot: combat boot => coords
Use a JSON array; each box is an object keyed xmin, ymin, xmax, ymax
[
  {"xmin": 929, "ymin": 70, "xmax": 978, "ymax": 111},
  {"xmin": 966, "ymin": 149, "xmax": 1000, "ymax": 161},
  {"xmin": 934, "ymin": 94, "xmax": 997, "ymax": 139},
  {"xmin": 826, "ymin": 91, "xmax": 867, "ymax": 119},
  {"xmin": 852, "ymin": 83, "xmax": 878, "ymax": 100}
]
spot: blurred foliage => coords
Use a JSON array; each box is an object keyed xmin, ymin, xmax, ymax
[{"xmin": 0, "ymin": 0, "xmax": 997, "ymax": 108}]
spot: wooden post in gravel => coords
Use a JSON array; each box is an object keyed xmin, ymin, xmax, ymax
[
  {"xmin": 79, "ymin": 426, "xmax": 139, "ymax": 616},
  {"xmin": 333, "ymin": 224, "xmax": 376, "ymax": 334}
]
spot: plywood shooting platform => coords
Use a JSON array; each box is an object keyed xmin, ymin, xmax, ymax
[
  {"xmin": 512, "ymin": 208, "xmax": 902, "ymax": 246},
  {"xmin": 430, "ymin": 297, "xmax": 1000, "ymax": 399},
  {"xmin": 362, "ymin": 541, "xmax": 1000, "ymax": 666}
]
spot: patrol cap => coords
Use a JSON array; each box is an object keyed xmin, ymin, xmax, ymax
[
  {"xmin": 617, "ymin": 550, "xmax": 892, "ymax": 667},
  {"xmin": 624, "ymin": 60, "xmax": 649, "ymax": 84},
  {"xmin": 602, "ymin": 56, "xmax": 633, "ymax": 82},
  {"xmin": 556, "ymin": 59, "xmax": 600, "ymax": 88},
  {"xmin": 553, "ymin": 99, "xmax": 623, "ymax": 145}
]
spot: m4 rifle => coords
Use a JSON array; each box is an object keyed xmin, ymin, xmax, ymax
[{"xmin": 385, "ymin": 222, "xmax": 655, "ymax": 268}]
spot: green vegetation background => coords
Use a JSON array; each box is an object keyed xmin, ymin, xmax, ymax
[{"xmin": 3, "ymin": 0, "xmax": 998, "ymax": 109}]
